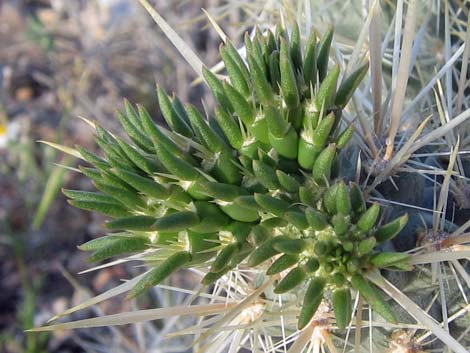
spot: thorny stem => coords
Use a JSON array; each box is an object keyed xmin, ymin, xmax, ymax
[{"xmin": 384, "ymin": 0, "xmax": 417, "ymax": 161}]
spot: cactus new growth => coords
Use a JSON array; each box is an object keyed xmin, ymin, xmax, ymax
[{"xmin": 65, "ymin": 25, "xmax": 410, "ymax": 331}]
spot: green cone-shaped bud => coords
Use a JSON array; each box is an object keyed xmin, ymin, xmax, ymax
[
  {"xmin": 336, "ymin": 124, "xmax": 355, "ymax": 149},
  {"xmin": 375, "ymin": 214, "xmax": 409, "ymax": 243},
  {"xmin": 274, "ymin": 267, "xmax": 306, "ymax": 293},
  {"xmin": 323, "ymin": 182, "xmax": 339, "ymax": 214},
  {"xmin": 316, "ymin": 26, "xmax": 334, "ymax": 82},
  {"xmin": 252, "ymin": 160, "xmax": 281, "ymax": 190},
  {"xmin": 303, "ymin": 28, "xmax": 317, "ymax": 89},
  {"xmin": 254, "ymin": 193, "xmax": 289, "ymax": 217},
  {"xmin": 273, "ymin": 238, "xmax": 307, "ymax": 254},
  {"xmin": 298, "ymin": 277, "xmax": 326, "ymax": 329},
  {"xmin": 357, "ymin": 236, "xmax": 377, "ymax": 256},
  {"xmin": 211, "ymin": 243, "xmax": 239, "ymax": 273},
  {"xmin": 269, "ymin": 50, "xmax": 281, "ymax": 92},
  {"xmin": 214, "ymin": 107, "xmax": 243, "ymax": 150},
  {"xmin": 220, "ymin": 44, "xmax": 250, "ymax": 98},
  {"xmin": 284, "ymin": 210, "xmax": 309, "ymax": 230},
  {"xmin": 219, "ymin": 198, "xmax": 260, "ymax": 223},
  {"xmin": 106, "ymin": 215, "xmax": 156, "ymax": 231},
  {"xmin": 267, "ymin": 254, "xmax": 299, "ymax": 275},
  {"xmin": 128, "ymin": 251, "xmax": 191, "ymax": 299},
  {"xmin": 153, "ymin": 211, "xmax": 200, "ymax": 232},
  {"xmin": 305, "ymin": 207, "xmax": 328, "ymax": 230},
  {"xmin": 350, "ymin": 274, "xmax": 397, "ymax": 323},
  {"xmin": 304, "ymin": 257, "xmax": 320, "ymax": 273},
  {"xmin": 113, "ymin": 168, "xmax": 169, "ymax": 200},
  {"xmin": 315, "ymin": 65, "xmax": 340, "ymax": 115},
  {"xmin": 280, "ymin": 37, "xmax": 300, "ymax": 108},
  {"xmin": 202, "ymin": 181, "xmax": 248, "ymax": 201},
  {"xmin": 276, "ymin": 170, "xmax": 300, "ymax": 192},
  {"xmin": 312, "ymin": 143, "xmax": 337, "ymax": 185},
  {"xmin": 370, "ymin": 252, "xmax": 411, "ymax": 269},
  {"xmin": 224, "ymin": 40, "xmax": 251, "ymax": 85},
  {"xmin": 247, "ymin": 235, "xmax": 290, "ymax": 267},
  {"xmin": 265, "ymin": 105, "xmax": 298, "ymax": 159},
  {"xmin": 85, "ymin": 235, "xmax": 148, "ymax": 262},
  {"xmin": 202, "ymin": 66, "xmax": 233, "ymax": 111},
  {"xmin": 350, "ymin": 182, "xmax": 366, "ymax": 215},
  {"xmin": 290, "ymin": 22, "xmax": 302, "ymax": 71},
  {"xmin": 157, "ymin": 85, "xmax": 193, "ymax": 137},
  {"xmin": 223, "ymin": 82, "xmax": 254, "ymax": 125},
  {"xmin": 186, "ymin": 104, "xmax": 227, "ymax": 153},
  {"xmin": 335, "ymin": 62, "xmax": 369, "ymax": 108},
  {"xmin": 336, "ymin": 181, "xmax": 351, "ymax": 216},
  {"xmin": 357, "ymin": 204, "xmax": 380, "ymax": 232},
  {"xmin": 191, "ymin": 201, "xmax": 229, "ymax": 233},
  {"xmin": 247, "ymin": 53, "xmax": 273, "ymax": 105},
  {"xmin": 332, "ymin": 288, "xmax": 352, "ymax": 331}
]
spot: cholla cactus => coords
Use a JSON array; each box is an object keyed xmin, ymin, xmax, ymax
[{"xmin": 64, "ymin": 24, "xmax": 411, "ymax": 332}]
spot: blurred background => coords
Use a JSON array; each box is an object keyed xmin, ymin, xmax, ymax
[{"xmin": 0, "ymin": 1, "xmax": 244, "ymax": 352}]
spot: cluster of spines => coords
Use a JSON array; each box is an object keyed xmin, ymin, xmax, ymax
[{"xmin": 65, "ymin": 24, "xmax": 411, "ymax": 330}]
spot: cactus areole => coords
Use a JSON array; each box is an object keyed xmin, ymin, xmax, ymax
[{"xmin": 68, "ymin": 25, "xmax": 410, "ymax": 331}]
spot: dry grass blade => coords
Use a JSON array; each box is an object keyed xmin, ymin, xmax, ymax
[
  {"xmin": 369, "ymin": 1, "xmax": 382, "ymax": 135},
  {"xmin": 451, "ymin": 219, "xmax": 470, "ymax": 237},
  {"xmin": 385, "ymin": 0, "xmax": 417, "ymax": 161},
  {"xmin": 192, "ymin": 276, "xmax": 276, "ymax": 346},
  {"xmin": 410, "ymin": 109, "xmax": 470, "ymax": 153},
  {"xmin": 47, "ymin": 272, "xmax": 148, "ymax": 322},
  {"xmin": 451, "ymin": 260, "xmax": 470, "ymax": 289},
  {"xmin": 370, "ymin": 106, "xmax": 470, "ymax": 192},
  {"xmin": 368, "ymin": 116, "xmax": 431, "ymax": 191},
  {"xmin": 390, "ymin": 0, "xmax": 404, "ymax": 97},
  {"xmin": 443, "ymin": 234, "xmax": 470, "ymax": 247},
  {"xmin": 417, "ymin": 303, "xmax": 470, "ymax": 345},
  {"xmin": 352, "ymin": 96, "xmax": 379, "ymax": 159},
  {"xmin": 77, "ymin": 115, "xmax": 97, "ymax": 130},
  {"xmin": 345, "ymin": 0, "xmax": 378, "ymax": 75},
  {"xmin": 434, "ymin": 79, "xmax": 465, "ymax": 174},
  {"xmin": 286, "ymin": 315, "xmax": 317, "ymax": 353},
  {"xmin": 456, "ymin": 13, "xmax": 470, "ymax": 115},
  {"xmin": 434, "ymin": 139, "xmax": 459, "ymax": 231},
  {"xmin": 138, "ymin": 0, "xmax": 205, "ymax": 78},
  {"xmin": 191, "ymin": 9, "xmax": 233, "ymax": 86},
  {"xmin": 286, "ymin": 328, "xmax": 313, "ymax": 353},
  {"xmin": 367, "ymin": 271, "xmax": 468, "ymax": 353},
  {"xmin": 202, "ymin": 9, "xmax": 227, "ymax": 43},
  {"xmin": 403, "ymin": 43, "xmax": 465, "ymax": 118},
  {"xmin": 354, "ymin": 295, "xmax": 363, "ymax": 353},
  {"xmin": 28, "ymin": 303, "xmax": 233, "ymax": 332},
  {"xmin": 410, "ymin": 250, "xmax": 470, "ymax": 265},
  {"xmin": 444, "ymin": 1, "xmax": 453, "ymax": 120}
]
